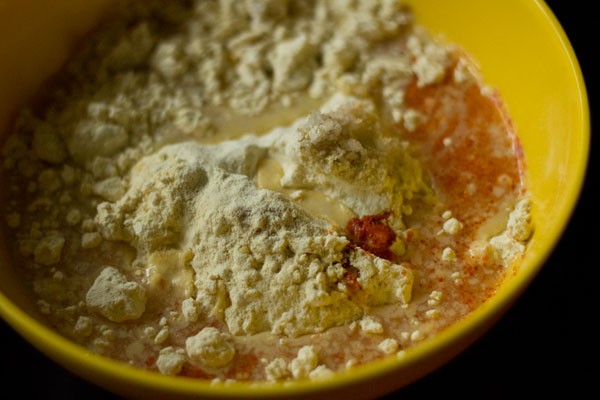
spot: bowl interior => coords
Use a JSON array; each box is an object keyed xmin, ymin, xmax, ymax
[{"xmin": 0, "ymin": 0, "xmax": 589, "ymax": 399}]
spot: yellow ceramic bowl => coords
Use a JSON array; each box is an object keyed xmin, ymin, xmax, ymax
[{"xmin": 0, "ymin": 0, "xmax": 589, "ymax": 398}]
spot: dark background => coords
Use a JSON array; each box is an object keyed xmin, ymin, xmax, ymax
[{"xmin": 0, "ymin": 1, "xmax": 595, "ymax": 398}]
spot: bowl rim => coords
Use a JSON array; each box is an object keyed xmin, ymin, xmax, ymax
[{"xmin": 0, "ymin": 0, "xmax": 590, "ymax": 397}]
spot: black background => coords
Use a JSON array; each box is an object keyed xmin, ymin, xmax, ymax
[{"xmin": 0, "ymin": 1, "xmax": 595, "ymax": 398}]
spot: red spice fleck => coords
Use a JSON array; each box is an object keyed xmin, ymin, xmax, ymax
[
  {"xmin": 403, "ymin": 228, "xmax": 417, "ymax": 242},
  {"xmin": 343, "ymin": 265, "xmax": 361, "ymax": 291},
  {"xmin": 144, "ymin": 355, "xmax": 156, "ymax": 368},
  {"xmin": 178, "ymin": 364, "xmax": 212, "ymax": 379},
  {"xmin": 345, "ymin": 212, "xmax": 396, "ymax": 260},
  {"xmin": 339, "ymin": 247, "xmax": 361, "ymax": 291},
  {"xmin": 225, "ymin": 352, "xmax": 260, "ymax": 381}
]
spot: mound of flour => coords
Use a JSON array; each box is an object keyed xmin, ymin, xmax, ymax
[
  {"xmin": 95, "ymin": 97, "xmax": 418, "ymax": 337},
  {"xmin": 2, "ymin": 0, "xmax": 442, "ymax": 343}
]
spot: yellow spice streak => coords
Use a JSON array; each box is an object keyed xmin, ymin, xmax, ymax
[{"xmin": 256, "ymin": 158, "xmax": 356, "ymax": 229}]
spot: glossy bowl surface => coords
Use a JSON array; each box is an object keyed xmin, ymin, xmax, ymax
[{"xmin": 0, "ymin": 1, "xmax": 589, "ymax": 399}]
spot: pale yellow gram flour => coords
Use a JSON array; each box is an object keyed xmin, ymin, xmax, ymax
[{"xmin": 1, "ymin": 0, "xmax": 531, "ymax": 380}]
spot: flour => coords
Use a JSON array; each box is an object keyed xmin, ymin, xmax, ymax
[
  {"xmin": 185, "ymin": 327, "xmax": 236, "ymax": 369},
  {"xmin": 489, "ymin": 198, "xmax": 533, "ymax": 264},
  {"xmin": 0, "ymin": 0, "xmax": 532, "ymax": 382},
  {"xmin": 156, "ymin": 346, "xmax": 186, "ymax": 376},
  {"xmin": 33, "ymin": 233, "xmax": 65, "ymax": 266},
  {"xmin": 85, "ymin": 267, "xmax": 147, "ymax": 322},
  {"xmin": 289, "ymin": 345, "xmax": 320, "ymax": 379},
  {"xmin": 272, "ymin": 95, "xmax": 430, "ymax": 231},
  {"xmin": 94, "ymin": 101, "xmax": 417, "ymax": 337}
]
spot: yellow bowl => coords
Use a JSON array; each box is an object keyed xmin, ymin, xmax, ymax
[{"xmin": 0, "ymin": 0, "xmax": 589, "ymax": 398}]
